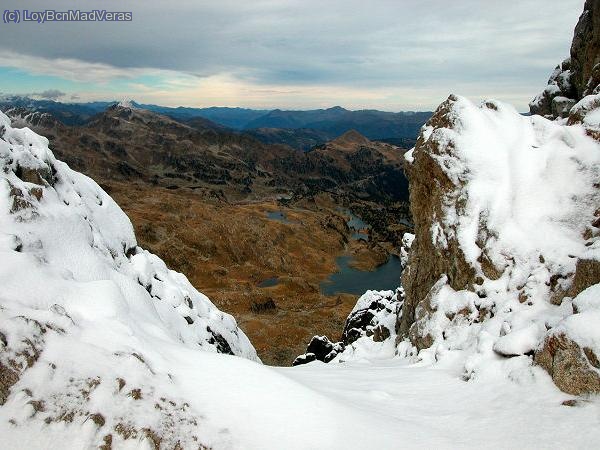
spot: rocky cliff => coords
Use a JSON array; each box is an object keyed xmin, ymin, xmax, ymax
[{"xmin": 530, "ymin": 0, "xmax": 600, "ymax": 118}]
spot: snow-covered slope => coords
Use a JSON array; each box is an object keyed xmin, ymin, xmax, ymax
[
  {"xmin": 0, "ymin": 110, "xmax": 261, "ymax": 447},
  {"xmin": 1, "ymin": 100, "xmax": 600, "ymax": 448}
]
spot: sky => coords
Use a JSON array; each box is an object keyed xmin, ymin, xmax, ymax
[{"xmin": 0, "ymin": 0, "xmax": 585, "ymax": 111}]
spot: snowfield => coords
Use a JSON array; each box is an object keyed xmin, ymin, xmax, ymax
[{"xmin": 1, "ymin": 93, "xmax": 600, "ymax": 450}]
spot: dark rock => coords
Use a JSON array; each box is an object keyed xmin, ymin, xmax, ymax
[
  {"xmin": 250, "ymin": 299, "xmax": 277, "ymax": 313},
  {"xmin": 206, "ymin": 326, "xmax": 234, "ymax": 355},
  {"xmin": 305, "ymin": 336, "xmax": 341, "ymax": 363},
  {"xmin": 571, "ymin": 0, "xmax": 600, "ymax": 98},
  {"xmin": 530, "ymin": 0, "xmax": 600, "ymax": 118},
  {"xmin": 292, "ymin": 352, "xmax": 317, "ymax": 366}
]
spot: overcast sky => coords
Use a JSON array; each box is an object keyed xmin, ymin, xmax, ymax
[{"xmin": 0, "ymin": 0, "xmax": 585, "ymax": 111}]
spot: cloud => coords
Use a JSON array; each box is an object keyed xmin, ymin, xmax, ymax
[
  {"xmin": 0, "ymin": 50, "xmax": 189, "ymax": 84},
  {"xmin": 0, "ymin": 0, "xmax": 586, "ymax": 110},
  {"xmin": 32, "ymin": 89, "xmax": 66, "ymax": 100}
]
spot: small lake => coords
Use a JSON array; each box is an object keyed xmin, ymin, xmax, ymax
[
  {"xmin": 266, "ymin": 211, "xmax": 293, "ymax": 224},
  {"xmin": 320, "ymin": 255, "xmax": 402, "ymax": 296},
  {"xmin": 258, "ymin": 277, "xmax": 280, "ymax": 288},
  {"xmin": 342, "ymin": 208, "xmax": 371, "ymax": 242}
]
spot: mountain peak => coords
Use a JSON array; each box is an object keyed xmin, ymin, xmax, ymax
[
  {"xmin": 331, "ymin": 129, "xmax": 371, "ymax": 147},
  {"xmin": 117, "ymin": 99, "xmax": 135, "ymax": 109}
]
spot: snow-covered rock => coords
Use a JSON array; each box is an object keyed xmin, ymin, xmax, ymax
[
  {"xmin": 293, "ymin": 289, "xmax": 405, "ymax": 365},
  {"xmin": 530, "ymin": 0, "xmax": 600, "ymax": 118},
  {"xmin": 0, "ymin": 111, "xmax": 259, "ymax": 447},
  {"xmin": 529, "ymin": 59, "xmax": 575, "ymax": 118},
  {"xmin": 399, "ymin": 94, "xmax": 600, "ymax": 393}
]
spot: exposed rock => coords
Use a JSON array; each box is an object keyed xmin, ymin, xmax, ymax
[
  {"xmin": 530, "ymin": 0, "xmax": 600, "ymax": 117},
  {"xmin": 293, "ymin": 289, "xmax": 403, "ymax": 365},
  {"xmin": 250, "ymin": 298, "xmax": 277, "ymax": 313},
  {"xmin": 551, "ymin": 96, "xmax": 577, "ymax": 119},
  {"xmin": 398, "ymin": 96, "xmax": 478, "ymax": 344},
  {"xmin": 529, "ymin": 60, "xmax": 575, "ymax": 118},
  {"xmin": 292, "ymin": 335, "xmax": 343, "ymax": 365},
  {"xmin": 534, "ymin": 333, "xmax": 600, "ymax": 395},
  {"xmin": 292, "ymin": 353, "xmax": 317, "ymax": 366},
  {"xmin": 568, "ymin": 258, "xmax": 600, "ymax": 300},
  {"xmin": 571, "ymin": 0, "xmax": 600, "ymax": 98}
]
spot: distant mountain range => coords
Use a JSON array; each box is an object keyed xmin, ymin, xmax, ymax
[
  {"xmin": 0, "ymin": 96, "xmax": 431, "ymax": 150},
  {"xmin": 4, "ymin": 103, "xmax": 411, "ymax": 204},
  {"xmin": 243, "ymin": 106, "xmax": 431, "ymax": 140}
]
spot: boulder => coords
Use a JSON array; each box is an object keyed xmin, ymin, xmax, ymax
[{"xmin": 534, "ymin": 333, "xmax": 600, "ymax": 395}]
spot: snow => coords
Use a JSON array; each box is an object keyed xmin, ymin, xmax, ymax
[
  {"xmin": 283, "ymin": 358, "xmax": 600, "ymax": 449},
  {"xmin": 1, "ymin": 96, "xmax": 600, "ymax": 449},
  {"xmin": 549, "ymin": 284, "xmax": 600, "ymax": 351},
  {"xmin": 402, "ymin": 95, "xmax": 600, "ymax": 388},
  {"xmin": 571, "ymin": 93, "xmax": 600, "ymax": 131},
  {"xmin": 400, "ymin": 232, "xmax": 415, "ymax": 267}
]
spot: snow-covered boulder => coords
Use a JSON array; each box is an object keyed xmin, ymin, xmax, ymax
[
  {"xmin": 400, "ymin": 94, "xmax": 600, "ymax": 393},
  {"xmin": 529, "ymin": 59, "xmax": 575, "ymax": 118},
  {"xmin": 0, "ymin": 111, "xmax": 259, "ymax": 447},
  {"xmin": 293, "ymin": 288, "xmax": 404, "ymax": 365}
]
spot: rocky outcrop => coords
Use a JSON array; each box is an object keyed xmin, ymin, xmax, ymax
[
  {"xmin": 397, "ymin": 92, "xmax": 600, "ymax": 393},
  {"xmin": 529, "ymin": 59, "xmax": 576, "ymax": 118},
  {"xmin": 293, "ymin": 289, "xmax": 403, "ymax": 365},
  {"xmin": 530, "ymin": 0, "xmax": 600, "ymax": 118},
  {"xmin": 392, "ymin": 1, "xmax": 600, "ymax": 395},
  {"xmin": 398, "ymin": 96, "xmax": 479, "ymax": 343},
  {"xmin": 571, "ymin": 0, "xmax": 600, "ymax": 98},
  {"xmin": 534, "ymin": 280, "xmax": 600, "ymax": 395}
]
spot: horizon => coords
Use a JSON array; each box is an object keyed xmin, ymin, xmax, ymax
[
  {"xmin": 0, "ymin": 0, "xmax": 584, "ymax": 112},
  {"xmin": 0, "ymin": 94, "xmax": 439, "ymax": 113}
]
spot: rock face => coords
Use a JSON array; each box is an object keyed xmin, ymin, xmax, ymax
[
  {"xmin": 530, "ymin": 0, "xmax": 600, "ymax": 117},
  {"xmin": 534, "ymin": 333, "xmax": 600, "ymax": 396},
  {"xmin": 398, "ymin": 93, "xmax": 600, "ymax": 391},
  {"xmin": 571, "ymin": 0, "xmax": 600, "ymax": 98},
  {"xmin": 398, "ymin": 96, "xmax": 479, "ymax": 341}
]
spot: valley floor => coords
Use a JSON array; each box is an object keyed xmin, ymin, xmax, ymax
[{"xmin": 107, "ymin": 181, "xmax": 405, "ymax": 365}]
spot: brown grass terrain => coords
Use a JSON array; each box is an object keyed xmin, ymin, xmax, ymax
[{"xmin": 107, "ymin": 182, "xmax": 383, "ymax": 365}]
